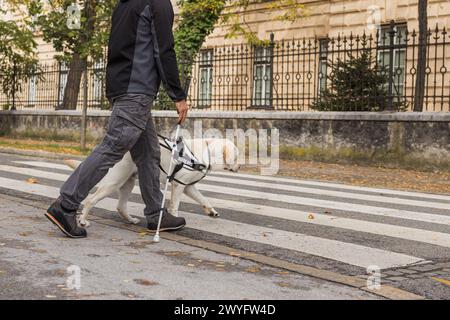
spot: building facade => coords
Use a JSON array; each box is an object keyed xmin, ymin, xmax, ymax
[{"xmin": 2, "ymin": 0, "xmax": 450, "ymax": 111}]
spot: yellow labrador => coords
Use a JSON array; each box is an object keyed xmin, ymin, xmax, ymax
[{"xmin": 64, "ymin": 138, "xmax": 240, "ymax": 227}]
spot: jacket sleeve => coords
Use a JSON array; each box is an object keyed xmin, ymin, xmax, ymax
[{"xmin": 149, "ymin": 0, "xmax": 186, "ymax": 102}]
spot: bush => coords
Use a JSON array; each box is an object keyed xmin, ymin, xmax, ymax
[{"xmin": 312, "ymin": 50, "xmax": 407, "ymax": 111}]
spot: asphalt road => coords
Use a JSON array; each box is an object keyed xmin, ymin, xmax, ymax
[{"xmin": 0, "ymin": 152, "xmax": 449, "ymax": 299}]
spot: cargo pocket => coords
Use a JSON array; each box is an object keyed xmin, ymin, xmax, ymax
[{"xmin": 105, "ymin": 114, "xmax": 142, "ymax": 153}]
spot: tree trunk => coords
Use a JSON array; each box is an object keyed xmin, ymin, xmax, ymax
[
  {"xmin": 413, "ymin": 0, "xmax": 428, "ymax": 112},
  {"xmin": 61, "ymin": 52, "xmax": 86, "ymax": 110},
  {"xmin": 60, "ymin": 0, "xmax": 97, "ymax": 110}
]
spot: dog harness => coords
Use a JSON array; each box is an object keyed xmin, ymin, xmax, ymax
[{"xmin": 158, "ymin": 135, "xmax": 211, "ymax": 186}]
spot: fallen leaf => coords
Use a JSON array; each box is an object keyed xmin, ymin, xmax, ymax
[
  {"xmin": 138, "ymin": 232, "xmax": 148, "ymax": 238},
  {"xmin": 275, "ymin": 282, "xmax": 291, "ymax": 288},
  {"xmin": 134, "ymin": 279, "xmax": 158, "ymax": 286},
  {"xmin": 216, "ymin": 264, "xmax": 226, "ymax": 268},
  {"xmin": 431, "ymin": 277, "xmax": 450, "ymax": 287},
  {"xmin": 229, "ymin": 252, "xmax": 241, "ymax": 257},
  {"xmin": 308, "ymin": 214, "xmax": 315, "ymax": 220},
  {"xmin": 26, "ymin": 177, "xmax": 38, "ymax": 184},
  {"xmin": 245, "ymin": 267, "xmax": 260, "ymax": 273},
  {"xmin": 164, "ymin": 251, "xmax": 189, "ymax": 257}
]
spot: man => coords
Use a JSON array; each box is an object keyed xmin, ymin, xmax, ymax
[{"xmin": 45, "ymin": 0, "xmax": 188, "ymax": 238}]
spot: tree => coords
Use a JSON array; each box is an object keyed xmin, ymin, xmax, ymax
[
  {"xmin": 14, "ymin": 0, "xmax": 302, "ymax": 110},
  {"xmin": 0, "ymin": 7, "xmax": 39, "ymax": 110},
  {"xmin": 413, "ymin": 0, "xmax": 428, "ymax": 112},
  {"xmin": 23, "ymin": 0, "xmax": 115, "ymax": 109},
  {"xmin": 153, "ymin": 0, "xmax": 304, "ymax": 109},
  {"xmin": 311, "ymin": 50, "xmax": 407, "ymax": 112}
]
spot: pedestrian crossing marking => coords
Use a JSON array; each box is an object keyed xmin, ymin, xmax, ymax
[
  {"xmin": 4, "ymin": 164, "xmax": 450, "ymax": 226},
  {"xmin": 16, "ymin": 160, "xmax": 450, "ymax": 201},
  {"xmin": 0, "ymin": 176, "xmax": 426, "ymax": 269},
  {"xmin": 2, "ymin": 160, "xmax": 450, "ymax": 271}
]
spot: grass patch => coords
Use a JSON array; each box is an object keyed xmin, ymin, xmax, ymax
[
  {"xmin": 0, "ymin": 137, "xmax": 93, "ymax": 156},
  {"xmin": 0, "ymin": 128, "xmax": 99, "ymax": 144},
  {"xmin": 280, "ymin": 145, "xmax": 450, "ymax": 172}
]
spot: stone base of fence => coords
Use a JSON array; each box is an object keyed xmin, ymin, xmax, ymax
[{"xmin": 0, "ymin": 110, "xmax": 449, "ymax": 169}]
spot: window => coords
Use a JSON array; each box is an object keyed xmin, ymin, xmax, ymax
[
  {"xmin": 252, "ymin": 46, "xmax": 273, "ymax": 107},
  {"xmin": 28, "ymin": 75, "xmax": 37, "ymax": 106},
  {"xmin": 318, "ymin": 39, "xmax": 329, "ymax": 96},
  {"xmin": 92, "ymin": 60, "xmax": 104, "ymax": 103},
  {"xmin": 57, "ymin": 62, "xmax": 68, "ymax": 106},
  {"xmin": 378, "ymin": 23, "xmax": 407, "ymax": 98},
  {"xmin": 197, "ymin": 50, "xmax": 213, "ymax": 107}
]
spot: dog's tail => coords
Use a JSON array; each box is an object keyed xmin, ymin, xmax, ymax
[{"xmin": 64, "ymin": 159, "xmax": 82, "ymax": 171}]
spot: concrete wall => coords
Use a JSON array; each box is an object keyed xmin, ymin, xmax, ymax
[{"xmin": 0, "ymin": 110, "xmax": 449, "ymax": 169}]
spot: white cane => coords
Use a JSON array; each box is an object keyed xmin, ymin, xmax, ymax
[{"xmin": 153, "ymin": 123, "xmax": 181, "ymax": 243}]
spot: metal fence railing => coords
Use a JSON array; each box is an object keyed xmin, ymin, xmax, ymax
[{"xmin": 1, "ymin": 22, "xmax": 449, "ymax": 112}]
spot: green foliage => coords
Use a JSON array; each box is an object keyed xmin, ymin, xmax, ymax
[
  {"xmin": 312, "ymin": 50, "xmax": 407, "ymax": 112},
  {"xmin": 24, "ymin": 0, "xmax": 115, "ymax": 64},
  {"xmin": 0, "ymin": 7, "xmax": 39, "ymax": 103},
  {"xmin": 222, "ymin": 0, "xmax": 305, "ymax": 45}
]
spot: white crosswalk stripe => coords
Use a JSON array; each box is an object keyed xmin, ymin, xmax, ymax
[
  {"xmin": 1, "ymin": 160, "xmax": 449, "ymax": 271},
  {"xmin": 3, "ymin": 164, "xmax": 449, "ymax": 226}
]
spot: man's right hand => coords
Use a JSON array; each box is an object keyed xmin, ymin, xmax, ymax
[{"xmin": 175, "ymin": 100, "xmax": 189, "ymax": 124}]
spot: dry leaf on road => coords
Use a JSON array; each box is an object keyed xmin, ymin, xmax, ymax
[
  {"xmin": 26, "ymin": 177, "xmax": 38, "ymax": 184},
  {"xmin": 134, "ymin": 279, "xmax": 158, "ymax": 286}
]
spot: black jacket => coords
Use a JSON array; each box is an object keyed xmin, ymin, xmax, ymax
[{"xmin": 106, "ymin": 0, "xmax": 186, "ymax": 102}]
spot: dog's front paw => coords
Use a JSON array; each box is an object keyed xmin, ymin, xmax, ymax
[
  {"xmin": 78, "ymin": 216, "xmax": 91, "ymax": 227},
  {"xmin": 205, "ymin": 207, "xmax": 220, "ymax": 218},
  {"xmin": 128, "ymin": 217, "xmax": 140, "ymax": 225}
]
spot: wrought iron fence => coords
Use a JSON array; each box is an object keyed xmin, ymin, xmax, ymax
[{"xmin": 1, "ymin": 22, "xmax": 449, "ymax": 112}]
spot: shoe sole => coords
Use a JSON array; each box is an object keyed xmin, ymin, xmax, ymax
[
  {"xmin": 44, "ymin": 212, "xmax": 86, "ymax": 239},
  {"xmin": 148, "ymin": 223, "xmax": 186, "ymax": 233}
]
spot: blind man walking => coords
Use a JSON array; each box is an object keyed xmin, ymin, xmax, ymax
[{"xmin": 45, "ymin": 0, "xmax": 189, "ymax": 238}]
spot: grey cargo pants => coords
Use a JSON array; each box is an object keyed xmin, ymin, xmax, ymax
[{"xmin": 59, "ymin": 94, "xmax": 163, "ymax": 217}]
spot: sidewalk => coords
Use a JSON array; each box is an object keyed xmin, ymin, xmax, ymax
[{"xmin": 0, "ymin": 194, "xmax": 380, "ymax": 300}]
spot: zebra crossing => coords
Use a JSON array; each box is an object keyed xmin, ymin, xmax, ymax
[{"xmin": 1, "ymin": 157, "xmax": 449, "ymax": 273}]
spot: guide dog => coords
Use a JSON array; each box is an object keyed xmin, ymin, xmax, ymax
[{"xmin": 64, "ymin": 138, "xmax": 240, "ymax": 227}]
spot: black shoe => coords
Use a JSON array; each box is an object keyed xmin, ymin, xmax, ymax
[
  {"xmin": 147, "ymin": 209, "xmax": 186, "ymax": 232},
  {"xmin": 45, "ymin": 200, "xmax": 87, "ymax": 238}
]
